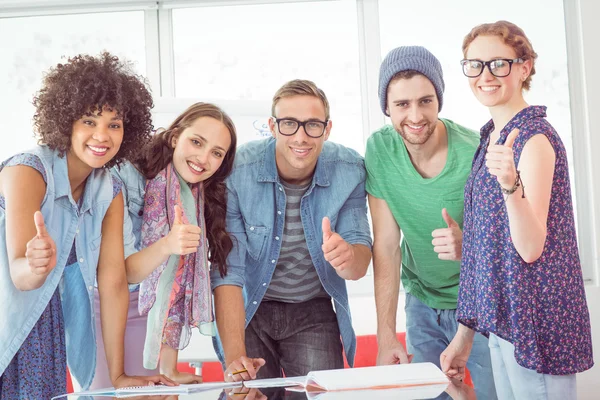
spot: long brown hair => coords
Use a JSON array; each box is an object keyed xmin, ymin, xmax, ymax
[{"xmin": 138, "ymin": 102, "xmax": 237, "ymax": 277}]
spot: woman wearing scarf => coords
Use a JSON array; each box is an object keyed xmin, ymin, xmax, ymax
[{"xmin": 91, "ymin": 102, "xmax": 239, "ymax": 386}]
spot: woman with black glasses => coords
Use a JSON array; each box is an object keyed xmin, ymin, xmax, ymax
[{"xmin": 440, "ymin": 20, "xmax": 593, "ymax": 399}]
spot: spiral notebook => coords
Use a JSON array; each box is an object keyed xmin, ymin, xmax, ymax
[{"xmin": 51, "ymin": 381, "xmax": 241, "ymax": 399}]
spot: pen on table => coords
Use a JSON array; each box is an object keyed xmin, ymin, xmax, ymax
[
  {"xmin": 228, "ymin": 369, "xmax": 250, "ymax": 395},
  {"xmin": 227, "ymin": 368, "xmax": 249, "ymax": 380}
]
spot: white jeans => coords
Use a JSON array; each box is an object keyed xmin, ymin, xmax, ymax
[{"xmin": 488, "ymin": 333, "xmax": 577, "ymax": 400}]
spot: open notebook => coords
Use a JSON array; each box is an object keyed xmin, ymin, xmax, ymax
[
  {"xmin": 51, "ymin": 381, "xmax": 241, "ymax": 399},
  {"xmin": 52, "ymin": 362, "xmax": 448, "ymax": 398},
  {"xmin": 244, "ymin": 362, "xmax": 449, "ymax": 393}
]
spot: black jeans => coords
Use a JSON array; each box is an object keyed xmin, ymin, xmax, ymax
[{"xmin": 245, "ymin": 297, "xmax": 344, "ymax": 379}]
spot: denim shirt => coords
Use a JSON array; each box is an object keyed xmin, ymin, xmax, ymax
[
  {"xmin": 210, "ymin": 138, "xmax": 372, "ymax": 366},
  {"xmin": 0, "ymin": 146, "xmax": 116, "ymax": 389},
  {"xmin": 112, "ymin": 161, "xmax": 146, "ymax": 260}
]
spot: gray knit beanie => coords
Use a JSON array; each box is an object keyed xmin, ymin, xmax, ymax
[{"xmin": 378, "ymin": 46, "xmax": 445, "ymax": 115}]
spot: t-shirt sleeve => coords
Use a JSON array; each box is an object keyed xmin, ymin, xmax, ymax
[{"xmin": 364, "ymin": 136, "xmax": 384, "ymax": 198}]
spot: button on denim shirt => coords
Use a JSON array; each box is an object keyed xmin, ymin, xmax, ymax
[
  {"xmin": 0, "ymin": 146, "xmax": 116, "ymax": 389},
  {"xmin": 210, "ymin": 138, "xmax": 372, "ymax": 366}
]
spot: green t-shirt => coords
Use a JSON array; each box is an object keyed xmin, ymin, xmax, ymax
[{"xmin": 365, "ymin": 119, "xmax": 479, "ymax": 309}]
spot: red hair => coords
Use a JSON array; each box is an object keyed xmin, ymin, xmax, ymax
[{"xmin": 463, "ymin": 20, "xmax": 537, "ymax": 91}]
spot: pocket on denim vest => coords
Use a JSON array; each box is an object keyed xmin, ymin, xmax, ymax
[
  {"xmin": 128, "ymin": 196, "xmax": 144, "ymax": 218},
  {"xmin": 90, "ymin": 234, "xmax": 103, "ymax": 251}
]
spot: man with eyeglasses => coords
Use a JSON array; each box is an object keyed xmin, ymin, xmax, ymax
[
  {"xmin": 210, "ymin": 79, "xmax": 372, "ymax": 380},
  {"xmin": 365, "ymin": 46, "xmax": 497, "ymax": 399}
]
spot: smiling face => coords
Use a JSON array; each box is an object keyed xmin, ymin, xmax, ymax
[
  {"xmin": 69, "ymin": 106, "xmax": 124, "ymax": 170},
  {"xmin": 465, "ymin": 35, "xmax": 532, "ymax": 109},
  {"xmin": 171, "ymin": 116, "xmax": 232, "ymax": 184},
  {"xmin": 269, "ymin": 95, "xmax": 331, "ymax": 185},
  {"xmin": 386, "ymin": 74, "xmax": 439, "ymax": 146}
]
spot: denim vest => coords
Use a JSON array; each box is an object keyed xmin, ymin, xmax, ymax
[
  {"xmin": 210, "ymin": 138, "xmax": 372, "ymax": 366},
  {"xmin": 0, "ymin": 146, "xmax": 116, "ymax": 389}
]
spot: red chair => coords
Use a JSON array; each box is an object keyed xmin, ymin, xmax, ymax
[
  {"xmin": 201, "ymin": 361, "xmax": 225, "ymax": 381},
  {"xmin": 66, "ymin": 368, "xmax": 74, "ymax": 393},
  {"xmin": 177, "ymin": 360, "xmax": 224, "ymax": 382}
]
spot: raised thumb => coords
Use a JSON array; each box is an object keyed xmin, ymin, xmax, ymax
[
  {"xmin": 322, "ymin": 216, "xmax": 333, "ymax": 241},
  {"xmin": 34, "ymin": 211, "xmax": 48, "ymax": 237},
  {"xmin": 504, "ymin": 128, "xmax": 520, "ymax": 148},
  {"xmin": 173, "ymin": 204, "xmax": 184, "ymax": 225},
  {"xmin": 442, "ymin": 208, "xmax": 458, "ymax": 228}
]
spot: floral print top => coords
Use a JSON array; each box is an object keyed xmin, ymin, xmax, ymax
[{"xmin": 457, "ymin": 106, "xmax": 594, "ymax": 375}]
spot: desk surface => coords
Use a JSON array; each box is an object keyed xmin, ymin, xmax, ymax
[{"xmin": 64, "ymin": 379, "xmax": 477, "ymax": 400}]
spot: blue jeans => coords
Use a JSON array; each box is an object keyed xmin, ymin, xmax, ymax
[
  {"xmin": 245, "ymin": 297, "xmax": 344, "ymax": 378},
  {"xmin": 405, "ymin": 293, "xmax": 497, "ymax": 400},
  {"xmin": 488, "ymin": 333, "xmax": 577, "ymax": 400}
]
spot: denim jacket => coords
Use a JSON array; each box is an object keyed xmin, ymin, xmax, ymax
[
  {"xmin": 210, "ymin": 138, "xmax": 372, "ymax": 366},
  {"xmin": 0, "ymin": 146, "xmax": 116, "ymax": 389}
]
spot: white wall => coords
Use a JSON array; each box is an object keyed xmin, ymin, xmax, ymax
[{"xmin": 568, "ymin": 0, "xmax": 600, "ymax": 397}]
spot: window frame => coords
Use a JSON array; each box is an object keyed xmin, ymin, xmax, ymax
[{"xmin": 1, "ymin": 0, "xmax": 596, "ymax": 292}]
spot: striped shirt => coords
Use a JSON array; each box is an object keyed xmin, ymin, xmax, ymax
[{"xmin": 263, "ymin": 179, "xmax": 329, "ymax": 303}]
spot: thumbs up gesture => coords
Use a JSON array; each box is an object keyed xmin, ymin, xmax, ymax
[
  {"xmin": 485, "ymin": 128, "xmax": 520, "ymax": 190},
  {"xmin": 322, "ymin": 216, "xmax": 354, "ymax": 271},
  {"xmin": 25, "ymin": 211, "xmax": 57, "ymax": 275},
  {"xmin": 431, "ymin": 208, "xmax": 462, "ymax": 261},
  {"xmin": 165, "ymin": 204, "xmax": 202, "ymax": 255}
]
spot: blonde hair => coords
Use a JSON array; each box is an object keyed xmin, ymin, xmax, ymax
[
  {"xmin": 271, "ymin": 79, "xmax": 330, "ymax": 120},
  {"xmin": 462, "ymin": 20, "xmax": 538, "ymax": 91}
]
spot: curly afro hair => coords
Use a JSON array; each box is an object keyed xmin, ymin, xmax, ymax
[{"xmin": 33, "ymin": 51, "xmax": 154, "ymax": 168}]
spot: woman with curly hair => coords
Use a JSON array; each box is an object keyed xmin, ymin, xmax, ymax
[
  {"xmin": 102, "ymin": 102, "xmax": 239, "ymax": 384},
  {"xmin": 440, "ymin": 21, "xmax": 593, "ymax": 399},
  {"xmin": 0, "ymin": 52, "xmax": 175, "ymax": 399}
]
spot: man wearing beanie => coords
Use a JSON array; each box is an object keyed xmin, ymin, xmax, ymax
[{"xmin": 365, "ymin": 46, "xmax": 497, "ymax": 399}]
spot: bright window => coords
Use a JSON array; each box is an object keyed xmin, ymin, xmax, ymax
[
  {"xmin": 378, "ymin": 0, "xmax": 573, "ymax": 174},
  {"xmin": 0, "ymin": 11, "xmax": 146, "ymax": 161},
  {"xmin": 171, "ymin": 0, "xmax": 363, "ymax": 152}
]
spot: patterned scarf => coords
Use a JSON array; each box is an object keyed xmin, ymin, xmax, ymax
[{"xmin": 138, "ymin": 163, "xmax": 214, "ymax": 370}]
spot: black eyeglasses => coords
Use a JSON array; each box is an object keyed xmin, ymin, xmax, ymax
[
  {"xmin": 273, "ymin": 117, "xmax": 328, "ymax": 138},
  {"xmin": 460, "ymin": 58, "xmax": 524, "ymax": 78}
]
